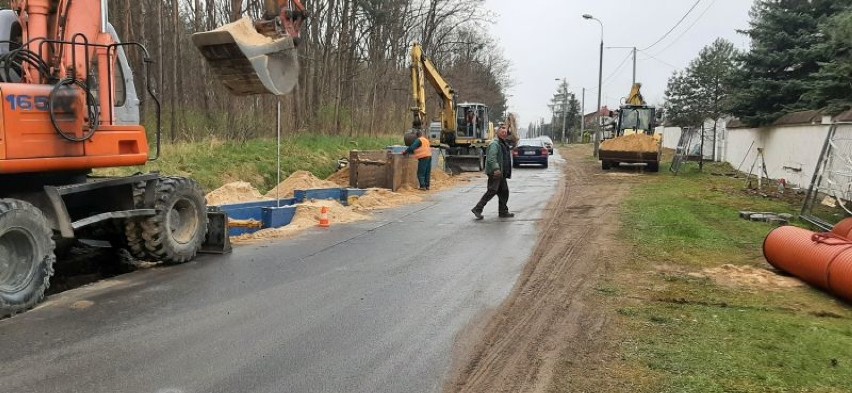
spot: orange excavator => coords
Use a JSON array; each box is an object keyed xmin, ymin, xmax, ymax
[{"xmin": 0, "ymin": 0, "xmax": 304, "ymax": 317}]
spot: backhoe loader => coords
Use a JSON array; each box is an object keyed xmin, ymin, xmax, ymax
[
  {"xmin": 406, "ymin": 43, "xmax": 492, "ymax": 173},
  {"xmin": 598, "ymin": 83, "xmax": 662, "ymax": 172},
  {"xmin": 0, "ymin": 0, "xmax": 304, "ymax": 317}
]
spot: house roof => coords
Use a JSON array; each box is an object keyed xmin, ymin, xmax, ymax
[{"xmin": 727, "ymin": 108, "xmax": 852, "ymax": 129}]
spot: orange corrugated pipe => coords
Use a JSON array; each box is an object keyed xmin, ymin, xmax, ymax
[
  {"xmin": 763, "ymin": 225, "xmax": 852, "ymax": 303},
  {"xmin": 831, "ymin": 217, "xmax": 852, "ymax": 240}
]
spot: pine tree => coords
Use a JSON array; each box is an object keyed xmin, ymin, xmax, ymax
[
  {"xmin": 664, "ymin": 39, "xmax": 738, "ymax": 127},
  {"xmin": 728, "ymin": 0, "xmax": 849, "ymax": 126},
  {"xmin": 803, "ymin": 8, "xmax": 852, "ymax": 114}
]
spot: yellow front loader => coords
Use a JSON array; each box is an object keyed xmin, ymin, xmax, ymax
[{"xmin": 599, "ymin": 83, "xmax": 662, "ymax": 172}]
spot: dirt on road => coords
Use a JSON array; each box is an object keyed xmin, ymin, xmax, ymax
[{"xmin": 445, "ymin": 144, "xmax": 642, "ymax": 393}]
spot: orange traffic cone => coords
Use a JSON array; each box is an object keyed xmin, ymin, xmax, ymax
[{"xmin": 319, "ymin": 206, "xmax": 330, "ymax": 228}]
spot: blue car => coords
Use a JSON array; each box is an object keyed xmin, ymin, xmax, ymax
[{"xmin": 512, "ymin": 138, "xmax": 549, "ymax": 168}]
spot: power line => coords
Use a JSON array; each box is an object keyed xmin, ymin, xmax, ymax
[
  {"xmin": 653, "ymin": 0, "xmax": 718, "ymax": 56},
  {"xmin": 640, "ymin": 0, "xmax": 702, "ymax": 51},
  {"xmin": 638, "ymin": 50, "xmax": 678, "ymax": 69},
  {"xmin": 601, "ymin": 51, "xmax": 633, "ymax": 87}
]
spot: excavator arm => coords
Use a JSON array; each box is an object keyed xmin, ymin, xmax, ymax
[
  {"xmin": 409, "ymin": 43, "xmax": 456, "ymax": 135},
  {"xmin": 192, "ymin": 0, "xmax": 307, "ymax": 96}
]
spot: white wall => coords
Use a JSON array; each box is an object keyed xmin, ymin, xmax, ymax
[
  {"xmin": 657, "ymin": 126, "xmax": 682, "ymax": 150},
  {"xmin": 724, "ymin": 123, "xmax": 852, "ymax": 188},
  {"xmin": 656, "ymin": 118, "xmax": 729, "ymax": 160}
]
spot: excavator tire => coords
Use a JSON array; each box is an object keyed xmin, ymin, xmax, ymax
[
  {"xmin": 131, "ymin": 177, "xmax": 208, "ymax": 265},
  {"xmin": 125, "ymin": 181, "xmax": 149, "ymax": 260},
  {"xmin": 0, "ymin": 199, "xmax": 55, "ymax": 318}
]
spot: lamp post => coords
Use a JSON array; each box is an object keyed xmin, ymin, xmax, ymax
[{"xmin": 583, "ymin": 13, "xmax": 603, "ymax": 157}]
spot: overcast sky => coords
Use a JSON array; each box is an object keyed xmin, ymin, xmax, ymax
[{"xmin": 485, "ymin": 0, "xmax": 754, "ymax": 128}]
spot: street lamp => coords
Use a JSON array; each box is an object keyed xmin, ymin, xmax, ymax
[{"xmin": 583, "ymin": 13, "xmax": 603, "ymax": 157}]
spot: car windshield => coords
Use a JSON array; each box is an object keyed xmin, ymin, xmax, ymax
[{"xmin": 519, "ymin": 139, "xmax": 542, "ymax": 147}]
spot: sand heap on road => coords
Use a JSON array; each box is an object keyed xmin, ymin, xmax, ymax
[
  {"xmin": 265, "ymin": 170, "xmax": 340, "ymax": 198},
  {"xmin": 205, "ymin": 181, "xmax": 271, "ymax": 206},
  {"xmin": 349, "ymin": 188, "xmax": 423, "ymax": 210},
  {"xmin": 600, "ymin": 133, "xmax": 660, "ymax": 153},
  {"xmin": 232, "ymin": 200, "xmax": 368, "ymax": 244}
]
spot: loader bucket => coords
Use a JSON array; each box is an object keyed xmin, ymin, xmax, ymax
[
  {"xmin": 192, "ymin": 17, "xmax": 299, "ymax": 96},
  {"xmin": 199, "ymin": 207, "xmax": 232, "ymax": 254},
  {"xmin": 446, "ymin": 155, "xmax": 484, "ymax": 174}
]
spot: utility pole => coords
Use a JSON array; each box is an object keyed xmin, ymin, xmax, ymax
[
  {"xmin": 584, "ymin": 14, "xmax": 604, "ymax": 157},
  {"xmin": 606, "ymin": 46, "xmax": 638, "ymax": 85},
  {"xmin": 632, "ymin": 47, "xmax": 637, "ymax": 85},
  {"xmin": 561, "ymin": 97, "xmax": 567, "ymax": 144},
  {"xmin": 580, "ymin": 87, "xmax": 585, "ymax": 143}
]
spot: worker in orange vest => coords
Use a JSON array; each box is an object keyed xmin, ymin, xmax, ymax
[{"xmin": 403, "ymin": 130, "xmax": 432, "ymax": 190}]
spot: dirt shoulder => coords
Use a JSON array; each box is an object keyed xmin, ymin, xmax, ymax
[{"xmin": 444, "ymin": 144, "xmax": 641, "ymax": 393}]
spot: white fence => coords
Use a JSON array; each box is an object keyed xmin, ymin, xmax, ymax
[{"xmin": 657, "ymin": 118, "xmax": 852, "ymax": 188}]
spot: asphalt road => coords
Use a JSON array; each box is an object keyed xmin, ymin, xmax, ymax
[{"xmin": 0, "ymin": 155, "xmax": 562, "ymax": 393}]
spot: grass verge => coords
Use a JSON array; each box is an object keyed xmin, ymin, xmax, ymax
[
  {"xmin": 556, "ymin": 161, "xmax": 852, "ymax": 393},
  {"xmin": 96, "ymin": 134, "xmax": 400, "ymax": 192}
]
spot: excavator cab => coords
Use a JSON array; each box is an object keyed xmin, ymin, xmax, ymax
[{"xmin": 192, "ymin": 1, "xmax": 306, "ymax": 96}]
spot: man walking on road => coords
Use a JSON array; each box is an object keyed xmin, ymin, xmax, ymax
[
  {"xmin": 471, "ymin": 125, "xmax": 514, "ymax": 219},
  {"xmin": 403, "ymin": 130, "xmax": 432, "ymax": 190}
]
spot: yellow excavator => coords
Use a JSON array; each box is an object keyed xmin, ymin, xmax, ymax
[
  {"xmin": 599, "ymin": 83, "xmax": 662, "ymax": 172},
  {"xmin": 192, "ymin": 0, "xmax": 307, "ymax": 96},
  {"xmin": 405, "ymin": 43, "xmax": 493, "ymax": 173}
]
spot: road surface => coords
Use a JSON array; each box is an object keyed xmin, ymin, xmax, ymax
[{"xmin": 0, "ymin": 156, "xmax": 563, "ymax": 393}]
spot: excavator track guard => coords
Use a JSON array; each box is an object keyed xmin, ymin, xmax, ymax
[{"xmin": 192, "ymin": 17, "xmax": 299, "ymax": 96}]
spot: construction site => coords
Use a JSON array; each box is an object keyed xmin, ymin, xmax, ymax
[{"xmin": 1, "ymin": 1, "xmax": 851, "ymax": 392}]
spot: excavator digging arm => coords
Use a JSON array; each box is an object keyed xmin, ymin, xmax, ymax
[
  {"xmin": 409, "ymin": 43, "xmax": 457, "ymax": 140},
  {"xmin": 192, "ymin": 0, "xmax": 308, "ymax": 96}
]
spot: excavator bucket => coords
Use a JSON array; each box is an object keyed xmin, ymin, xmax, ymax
[
  {"xmin": 445, "ymin": 151, "xmax": 484, "ymax": 174},
  {"xmin": 192, "ymin": 17, "xmax": 299, "ymax": 96}
]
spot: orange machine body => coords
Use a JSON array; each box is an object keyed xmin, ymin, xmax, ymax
[{"xmin": 0, "ymin": 83, "xmax": 148, "ymax": 174}]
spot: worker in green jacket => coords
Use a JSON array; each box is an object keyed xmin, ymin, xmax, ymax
[{"xmin": 471, "ymin": 125, "xmax": 514, "ymax": 219}]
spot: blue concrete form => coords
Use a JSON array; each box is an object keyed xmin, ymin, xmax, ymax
[
  {"xmin": 216, "ymin": 198, "xmax": 297, "ymax": 236},
  {"xmin": 214, "ymin": 187, "xmax": 368, "ymax": 236},
  {"xmin": 262, "ymin": 205, "xmax": 298, "ymax": 229},
  {"xmin": 341, "ymin": 188, "xmax": 366, "ymax": 202},
  {"xmin": 294, "ymin": 188, "xmax": 344, "ymax": 204}
]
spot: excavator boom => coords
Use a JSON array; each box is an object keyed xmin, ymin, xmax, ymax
[
  {"xmin": 409, "ymin": 43, "xmax": 456, "ymax": 134},
  {"xmin": 192, "ymin": 0, "xmax": 306, "ymax": 96}
]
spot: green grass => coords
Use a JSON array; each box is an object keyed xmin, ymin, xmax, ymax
[
  {"xmin": 623, "ymin": 303, "xmax": 852, "ymax": 393},
  {"xmin": 623, "ymin": 163, "xmax": 797, "ymax": 269},
  {"xmin": 96, "ymin": 134, "xmax": 400, "ymax": 192},
  {"xmin": 562, "ymin": 160, "xmax": 852, "ymax": 393}
]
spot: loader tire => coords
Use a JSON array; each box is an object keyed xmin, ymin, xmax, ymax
[
  {"xmin": 0, "ymin": 199, "xmax": 56, "ymax": 318},
  {"xmin": 601, "ymin": 160, "xmax": 611, "ymax": 170},
  {"xmin": 648, "ymin": 161, "xmax": 660, "ymax": 173},
  {"xmin": 135, "ymin": 177, "xmax": 208, "ymax": 265}
]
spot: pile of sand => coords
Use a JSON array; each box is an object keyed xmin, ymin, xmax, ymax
[
  {"xmin": 265, "ymin": 170, "xmax": 341, "ymax": 198},
  {"xmin": 206, "ymin": 181, "xmax": 270, "ymax": 206},
  {"xmin": 326, "ymin": 167, "xmax": 351, "ymax": 187},
  {"xmin": 349, "ymin": 188, "xmax": 424, "ymax": 210},
  {"xmin": 690, "ymin": 264, "xmax": 803, "ymax": 290},
  {"xmin": 600, "ymin": 133, "xmax": 660, "ymax": 153},
  {"xmin": 232, "ymin": 200, "xmax": 368, "ymax": 244}
]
